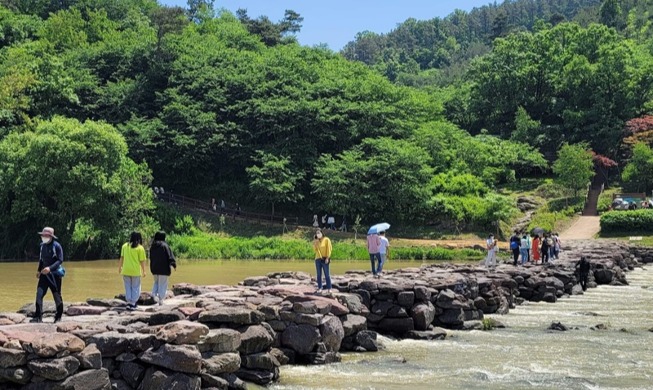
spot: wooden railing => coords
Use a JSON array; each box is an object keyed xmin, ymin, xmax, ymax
[{"xmin": 156, "ymin": 192, "xmax": 300, "ymax": 226}]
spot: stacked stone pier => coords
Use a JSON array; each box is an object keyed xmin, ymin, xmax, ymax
[{"xmin": 0, "ymin": 240, "xmax": 643, "ymax": 389}]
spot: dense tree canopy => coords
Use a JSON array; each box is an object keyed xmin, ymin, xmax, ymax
[{"xmin": 3, "ymin": 0, "xmax": 653, "ymax": 257}]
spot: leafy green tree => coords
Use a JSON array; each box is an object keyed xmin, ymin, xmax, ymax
[
  {"xmin": 552, "ymin": 143, "xmax": 595, "ymax": 198},
  {"xmin": 246, "ymin": 151, "xmax": 304, "ymax": 216},
  {"xmin": 599, "ymin": 0, "xmax": 622, "ymax": 29},
  {"xmin": 467, "ymin": 22, "xmax": 653, "ymax": 156},
  {"xmin": 0, "ymin": 116, "xmax": 155, "ymax": 259},
  {"xmin": 622, "ymin": 142, "xmax": 653, "ymax": 194}
]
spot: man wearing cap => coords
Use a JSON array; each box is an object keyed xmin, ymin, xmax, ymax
[{"xmin": 33, "ymin": 227, "xmax": 64, "ymax": 323}]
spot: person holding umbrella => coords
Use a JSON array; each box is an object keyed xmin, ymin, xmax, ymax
[
  {"xmin": 378, "ymin": 230, "xmax": 390, "ymax": 277},
  {"xmin": 367, "ymin": 223, "xmax": 389, "ymax": 278}
]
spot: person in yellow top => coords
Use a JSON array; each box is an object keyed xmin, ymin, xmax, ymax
[
  {"xmin": 118, "ymin": 231, "xmax": 147, "ymax": 310},
  {"xmin": 313, "ymin": 229, "xmax": 332, "ymax": 294}
]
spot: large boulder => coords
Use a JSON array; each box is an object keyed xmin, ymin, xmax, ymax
[
  {"xmin": 27, "ymin": 356, "xmax": 80, "ymax": 381},
  {"xmin": 319, "ymin": 315, "xmax": 345, "ymax": 352},
  {"xmin": 120, "ymin": 361, "xmax": 146, "ymax": 388},
  {"xmin": 340, "ymin": 314, "xmax": 367, "ymax": 337},
  {"xmin": 198, "ymin": 307, "xmax": 265, "ymax": 325},
  {"xmin": 74, "ymin": 344, "xmax": 102, "ymax": 369},
  {"xmin": 377, "ymin": 318, "xmax": 414, "ymax": 334},
  {"xmin": 139, "ymin": 344, "xmax": 203, "ymax": 374},
  {"xmin": 281, "ymin": 324, "xmax": 320, "ymax": 355},
  {"xmin": 437, "ymin": 308, "xmax": 465, "ymax": 327},
  {"xmin": 238, "ymin": 325, "xmax": 274, "ymax": 355},
  {"xmin": 200, "ymin": 373, "xmax": 229, "ymax": 389},
  {"xmin": 28, "ymin": 333, "xmax": 85, "ymax": 358},
  {"xmin": 0, "ymin": 346, "xmax": 27, "ymax": 368},
  {"xmin": 405, "ymin": 328, "xmax": 447, "ymax": 341},
  {"xmin": 58, "ymin": 368, "xmax": 111, "ymax": 390},
  {"xmin": 435, "ymin": 289, "xmax": 466, "ymax": 310},
  {"xmin": 355, "ymin": 330, "xmax": 378, "ymax": 352},
  {"xmin": 139, "ymin": 367, "xmax": 201, "ymax": 390},
  {"xmin": 235, "ymin": 367, "xmax": 279, "ymax": 385},
  {"xmin": 87, "ymin": 332, "xmax": 157, "ymax": 357},
  {"xmin": 65, "ymin": 306, "xmax": 109, "ymax": 316},
  {"xmin": 241, "ymin": 352, "xmax": 280, "ymax": 371},
  {"xmin": 0, "ymin": 367, "xmax": 32, "ymax": 385},
  {"xmin": 411, "ymin": 302, "xmax": 436, "ymax": 331},
  {"xmin": 148, "ymin": 310, "xmax": 185, "ymax": 326},
  {"xmin": 156, "ymin": 320, "xmax": 209, "ymax": 345},
  {"xmin": 202, "ymin": 352, "xmax": 241, "ymax": 375},
  {"xmin": 200, "ymin": 329, "xmax": 241, "ymax": 353}
]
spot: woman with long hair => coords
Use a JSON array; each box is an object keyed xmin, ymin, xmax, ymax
[
  {"xmin": 118, "ymin": 231, "xmax": 147, "ymax": 310},
  {"xmin": 150, "ymin": 231, "xmax": 176, "ymax": 305}
]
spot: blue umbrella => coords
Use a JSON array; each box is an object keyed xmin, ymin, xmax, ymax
[{"xmin": 368, "ymin": 223, "xmax": 390, "ymax": 235}]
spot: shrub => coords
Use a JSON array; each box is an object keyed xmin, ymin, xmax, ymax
[
  {"xmin": 481, "ymin": 318, "xmax": 497, "ymax": 331},
  {"xmin": 600, "ymin": 210, "xmax": 653, "ymax": 233}
]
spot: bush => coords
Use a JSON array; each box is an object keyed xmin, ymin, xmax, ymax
[
  {"xmin": 600, "ymin": 210, "xmax": 653, "ymax": 233},
  {"xmin": 535, "ymin": 179, "xmax": 567, "ymax": 199},
  {"xmin": 167, "ymin": 231, "xmax": 485, "ymax": 261}
]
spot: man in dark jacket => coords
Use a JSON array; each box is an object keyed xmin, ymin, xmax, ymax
[
  {"xmin": 33, "ymin": 227, "xmax": 64, "ymax": 323},
  {"xmin": 575, "ymin": 256, "xmax": 591, "ymax": 291},
  {"xmin": 150, "ymin": 231, "xmax": 176, "ymax": 305}
]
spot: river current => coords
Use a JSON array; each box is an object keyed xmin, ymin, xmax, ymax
[
  {"xmin": 1, "ymin": 261, "xmax": 652, "ymax": 389},
  {"xmin": 271, "ymin": 267, "xmax": 653, "ymax": 390}
]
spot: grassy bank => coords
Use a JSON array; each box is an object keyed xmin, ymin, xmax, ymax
[{"xmin": 167, "ymin": 230, "xmax": 484, "ymax": 261}]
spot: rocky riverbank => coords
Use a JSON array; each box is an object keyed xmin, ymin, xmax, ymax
[{"xmin": 0, "ymin": 241, "xmax": 645, "ymax": 389}]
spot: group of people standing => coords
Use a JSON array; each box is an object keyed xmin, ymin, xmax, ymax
[
  {"xmin": 31, "ymin": 227, "xmax": 177, "ymax": 322},
  {"xmin": 486, "ymin": 231, "xmax": 562, "ymax": 269},
  {"xmin": 509, "ymin": 231, "xmax": 561, "ymax": 265}
]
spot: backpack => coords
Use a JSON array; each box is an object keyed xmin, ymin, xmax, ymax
[
  {"xmin": 510, "ymin": 240, "xmax": 519, "ymax": 249},
  {"xmin": 546, "ymin": 237, "xmax": 554, "ymax": 246},
  {"xmin": 42, "ymin": 242, "xmax": 66, "ymax": 277}
]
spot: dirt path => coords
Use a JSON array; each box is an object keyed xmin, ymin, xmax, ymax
[{"xmin": 560, "ymin": 216, "xmax": 601, "ymax": 240}]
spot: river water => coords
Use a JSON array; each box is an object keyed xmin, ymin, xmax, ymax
[
  {"xmin": 0, "ymin": 259, "xmax": 427, "ymax": 311},
  {"xmin": 271, "ymin": 267, "xmax": 653, "ymax": 390}
]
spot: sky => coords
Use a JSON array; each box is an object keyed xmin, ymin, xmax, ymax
[{"xmin": 159, "ymin": 0, "xmax": 494, "ymax": 50}]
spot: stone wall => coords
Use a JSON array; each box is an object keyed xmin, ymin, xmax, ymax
[{"xmin": 0, "ymin": 240, "xmax": 641, "ymax": 389}]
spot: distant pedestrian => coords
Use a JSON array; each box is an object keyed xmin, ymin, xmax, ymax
[
  {"xmin": 367, "ymin": 233, "xmax": 382, "ymax": 277},
  {"xmin": 321, "ymin": 213, "xmax": 327, "ymax": 228},
  {"xmin": 531, "ymin": 234, "xmax": 541, "ymax": 264},
  {"xmin": 327, "ymin": 215, "xmax": 336, "ymax": 230},
  {"xmin": 118, "ymin": 232, "xmax": 147, "ymax": 310},
  {"xmin": 312, "ymin": 214, "xmax": 319, "ymax": 228},
  {"xmin": 509, "ymin": 231, "xmax": 520, "ymax": 266},
  {"xmin": 378, "ymin": 231, "xmax": 390, "ymax": 277},
  {"xmin": 552, "ymin": 233, "xmax": 561, "ymax": 259},
  {"xmin": 485, "ymin": 234, "xmax": 497, "ymax": 270},
  {"xmin": 149, "ymin": 231, "xmax": 176, "ymax": 306},
  {"xmin": 575, "ymin": 256, "xmax": 591, "ymax": 291},
  {"xmin": 220, "ymin": 199, "xmax": 226, "ymax": 214},
  {"xmin": 541, "ymin": 233, "xmax": 551, "ymax": 264},
  {"xmin": 32, "ymin": 227, "xmax": 65, "ymax": 323},
  {"xmin": 313, "ymin": 229, "xmax": 332, "ymax": 294},
  {"xmin": 211, "ymin": 198, "xmax": 216, "ymax": 212},
  {"xmin": 520, "ymin": 234, "xmax": 529, "ymax": 265}
]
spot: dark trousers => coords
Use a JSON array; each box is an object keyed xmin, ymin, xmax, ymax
[
  {"xmin": 512, "ymin": 248, "xmax": 520, "ymax": 265},
  {"xmin": 541, "ymin": 248, "xmax": 549, "ymax": 263},
  {"xmin": 35, "ymin": 274, "xmax": 63, "ymax": 319},
  {"xmin": 579, "ymin": 272, "xmax": 589, "ymax": 291}
]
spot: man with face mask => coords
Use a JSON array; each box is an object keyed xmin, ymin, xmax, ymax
[{"xmin": 32, "ymin": 227, "xmax": 64, "ymax": 323}]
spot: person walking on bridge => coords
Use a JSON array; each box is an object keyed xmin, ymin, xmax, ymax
[{"xmin": 32, "ymin": 227, "xmax": 65, "ymax": 323}]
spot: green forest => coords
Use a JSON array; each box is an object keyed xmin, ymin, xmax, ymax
[{"xmin": 1, "ymin": 0, "xmax": 653, "ymax": 259}]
